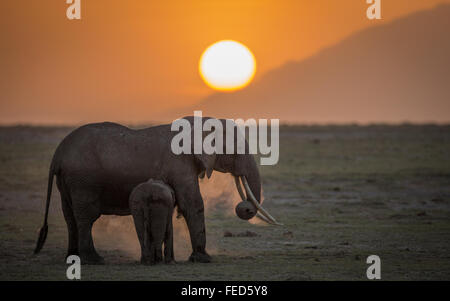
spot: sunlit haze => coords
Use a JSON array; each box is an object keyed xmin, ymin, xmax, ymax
[{"xmin": 0, "ymin": 0, "xmax": 449, "ymax": 124}]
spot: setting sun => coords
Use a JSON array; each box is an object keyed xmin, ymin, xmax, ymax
[{"xmin": 199, "ymin": 40, "xmax": 256, "ymax": 91}]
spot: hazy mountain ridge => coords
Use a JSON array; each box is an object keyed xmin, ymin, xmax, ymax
[{"xmin": 168, "ymin": 4, "xmax": 450, "ymax": 123}]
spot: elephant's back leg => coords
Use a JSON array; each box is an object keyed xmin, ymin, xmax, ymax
[
  {"xmin": 56, "ymin": 176, "xmax": 78, "ymax": 258},
  {"xmin": 69, "ymin": 184, "xmax": 104, "ymax": 265}
]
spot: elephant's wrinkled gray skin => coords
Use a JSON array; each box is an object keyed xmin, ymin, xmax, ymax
[
  {"xmin": 34, "ymin": 116, "xmax": 265, "ymax": 265},
  {"xmin": 129, "ymin": 179, "xmax": 175, "ymax": 265}
]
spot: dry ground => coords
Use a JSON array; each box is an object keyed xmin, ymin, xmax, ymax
[{"xmin": 0, "ymin": 124, "xmax": 449, "ymax": 280}]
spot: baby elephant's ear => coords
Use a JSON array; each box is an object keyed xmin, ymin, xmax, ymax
[{"xmin": 129, "ymin": 185, "xmax": 140, "ymax": 203}]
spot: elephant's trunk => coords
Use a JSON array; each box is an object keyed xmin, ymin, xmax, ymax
[{"xmin": 238, "ymin": 153, "xmax": 261, "ymax": 204}]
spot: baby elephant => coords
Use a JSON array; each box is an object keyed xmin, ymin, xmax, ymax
[{"xmin": 129, "ymin": 179, "xmax": 176, "ymax": 265}]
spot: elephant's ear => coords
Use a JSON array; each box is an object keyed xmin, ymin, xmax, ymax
[
  {"xmin": 189, "ymin": 118, "xmax": 217, "ymax": 179},
  {"xmin": 194, "ymin": 153, "xmax": 216, "ymax": 179},
  {"xmin": 168, "ymin": 185, "xmax": 176, "ymax": 204}
]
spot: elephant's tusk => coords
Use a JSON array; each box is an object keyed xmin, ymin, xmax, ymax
[
  {"xmin": 234, "ymin": 175, "xmax": 283, "ymax": 226},
  {"xmin": 234, "ymin": 176, "xmax": 248, "ymax": 202},
  {"xmin": 256, "ymin": 212, "xmax": 274, "ymax": 224},
  {"xmin": 257, "ymin": 212, "xmax": 283, "ymax": 226},
  {"xmin": 235, "ymin": 176, "xmax": 272, "ymax": 225},
  {"xmin": 241, "ymin": 176, "xmax": 283, "ymax": 226}
]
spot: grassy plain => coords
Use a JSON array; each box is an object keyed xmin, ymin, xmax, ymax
[{"xmin": 0, "ymin": 124, "xmax": 449, "ymax": 280}]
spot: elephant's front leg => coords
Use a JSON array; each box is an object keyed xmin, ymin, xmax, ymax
[
  {"xmin": 176, "ymin": 179, "xmax": 211, "ymax": 263},
  {"xmin": 164, "ymin": 213, "xmax": 175, "ymax": 264}
]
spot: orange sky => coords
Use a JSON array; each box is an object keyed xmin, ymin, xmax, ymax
[{"xmin": 1, "ymin": 0, "xmax": 449, "ymax": 124}]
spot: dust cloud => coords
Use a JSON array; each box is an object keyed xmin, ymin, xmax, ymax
[{"xmin": 92, "ymin": 172, "xmax": 264, "ymax": 261}]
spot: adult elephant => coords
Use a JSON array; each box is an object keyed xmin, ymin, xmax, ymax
[{"xmin": 33, "ymin": 116, "xmax": 279, "ymax": 264}]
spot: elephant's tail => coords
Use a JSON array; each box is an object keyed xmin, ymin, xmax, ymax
[{"xmin": 34, "ymin": 161, "xmax": 55, "ymax": 254}]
